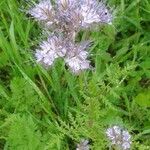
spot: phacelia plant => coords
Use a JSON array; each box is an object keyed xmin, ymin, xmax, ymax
[
  {"xmin": 29, "ymin": 0, "xmax": 113, "ymax": 74},
  {"xmin": 76, "ymin": 139, "xmax": 89, "ymax": 150},
  {"xmin": 106, "ymin": 125, "xmax": 132, "ymax": 150}
]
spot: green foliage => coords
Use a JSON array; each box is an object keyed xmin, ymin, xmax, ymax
[
  {"xmin": 5, "ymin": 115, "xmax": 42, "ymax": 150},
  {"xmin": 9, "ymin": 77, "xmax": 39, "ymax": 112},
  {"xmin": 0, "ymin": 0, "xmax": 150, "ymax": 149},
  {"xmin": 135, "ymin": 90, "xmax": 150, "ymax": 107}
]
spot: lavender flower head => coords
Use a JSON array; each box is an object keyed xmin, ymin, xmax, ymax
[
  {"xmin": 76, "ymin": 139, "xmax": 90, "ymax": 150},
  {"xmin": 29, "ymin": 0, "xmax": 55, "ymax": 26},
  {"xmin": 64, "ymin": 41, "xmax": 91, "ymax": 74},
  {"xmin": 79, "ymin": 0, "xmax": 113, "ymax": 28},
  {"xmin": 106, "ymin": 126, "xmax": 132, "ymax": 150},
  {"xmin": 35, "ymin": 34, "xmax": 66, "ymax": 67},
  {"xmin": 28, "ymin": 0, "xmax": 114, "ymax": 74}
]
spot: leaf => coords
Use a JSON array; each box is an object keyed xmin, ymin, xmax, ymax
[
  {"xmin": 135, "ymin": 90, "xmax": 150, "ymax": 107},
  {"xmin": 0, "ymin": 51, "xmax": 9, "ymax": 68},
  {"xmin": 6, "ymin": 115, "xmax": 42, "ymax": 150},
  {"xmin": 140, "ymin": 58, "xmax": 150, "ymax": 69}
]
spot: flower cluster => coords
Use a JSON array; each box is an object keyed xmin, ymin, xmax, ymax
[
  {"xmin": 29, "ymin": 0, "xmax": 113, "ymax": 74},
  {"xmin": 35, "ymin": 34, "xmax": 91, "ymax": 73},
  {"xmin": 76, "ymin": 139, "xmax": 89, "ymax": 150},
  {"xmin": 106, "ymin": 126, "xmax": 132, "ymax": 150}
]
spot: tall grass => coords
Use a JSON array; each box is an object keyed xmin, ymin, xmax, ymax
[{"xmin": 0, "ymin": 0, "xmax": 150, "ymax": 149}]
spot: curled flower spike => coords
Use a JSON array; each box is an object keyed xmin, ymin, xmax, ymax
[
  {"xmin": 35, "ymin": 35, "xmax": 66, "ymax": 67},
  {"xmin": 97, "ymin": 2, "xmax": 113, "ymax": 24},
  {"xmin": 80, "ymin": 0, "xmax": 113, "ymax": 28},
  {"xmin": 29, "ymin": 0, "xmax": 113, "ymax": 32},
  {"xmin": 106, "ymin": 126, "xmax": 132, "ymax": 150},
  {"xmin": 28, "ymin": 0, "xmax": 114, "ymax": 74},
  {"xmin": 65, "ymin": 56, "xmax": 90, "ymax": 74},
  {"xmin": 35, "ymin": 35, "xmax": 91, "ymax": 73},
  {"xmin": 55, "ymin": 0, "xmax": 82, "ymax": 38},
  {"xmin": 56, "ymin": 0, "xmax": 78, "ymax": 10},
  {"xmin": 76, "ymin": 139, "xmax": 90, "ymax": 150},
  {"xmin": 29, "ymin": 0, "xmax": 55, "ymax": 26},
  {"xmin": 65, "ymin": 41, "xmax": 91, "ymax": 74}
]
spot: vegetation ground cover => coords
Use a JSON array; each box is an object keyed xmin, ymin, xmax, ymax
[{"xmin": 0, "ymin": 0, "xmax": 150, "ymax": 149}]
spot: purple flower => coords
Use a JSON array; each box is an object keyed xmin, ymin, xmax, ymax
[
  {"xmin": 29, "ymin": 0, "xmax": 55, "ymax": 26},
  {"xmin": 29, "ymin": 0, "xmax": 113, "ymax": 31},
  {"xmin": 106, "ymin": 126, "xmax": 132, "ymax": 150},
  {"xmin": 35, "ymin": 35, "xmax": 66, "ymax": 67},
  {"xmin": 64, "ymin": 41, "xmax": 91, "ymax": 74},
  {"xmin": 79, "ymin": 0, "xmax": 113, "ymax": 27},
  {"xmin": 35, "ymin": 36, "xmax": 91, "ymax": 73},
  {"xmin": 28, "ymin": 0, "xmax": 114, "ymax": 74},
  {"xmin": 76, "ymin": 139, "xmax": 89, "ymax": 150}
]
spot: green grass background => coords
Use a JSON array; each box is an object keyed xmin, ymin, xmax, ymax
[{"xmin": 0, "ymin": 0, "xmax": 150, "ymax": 149}]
